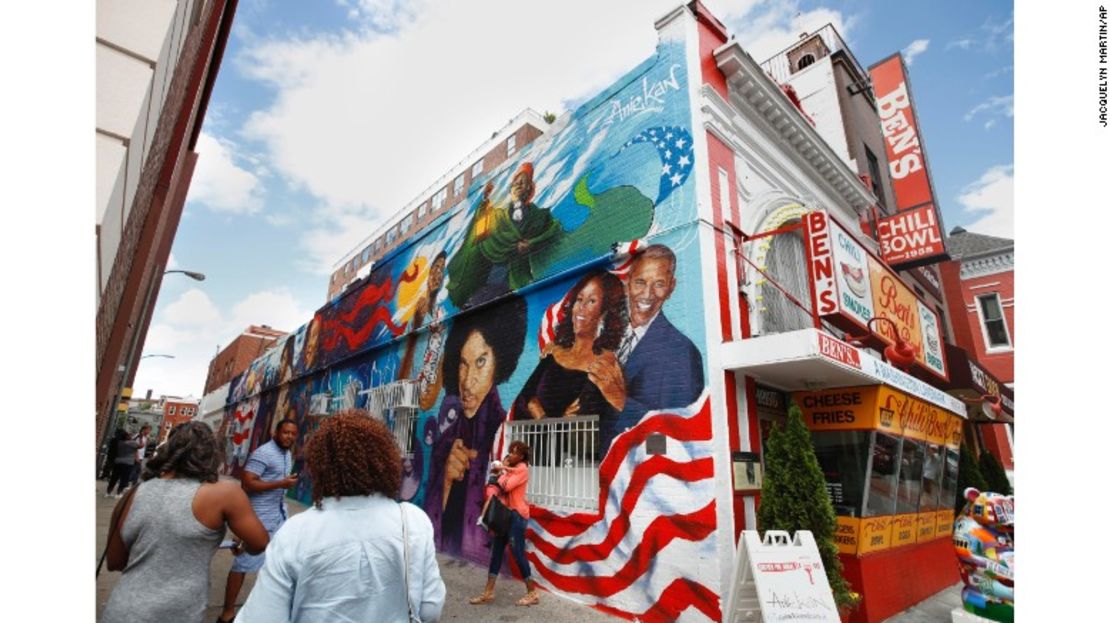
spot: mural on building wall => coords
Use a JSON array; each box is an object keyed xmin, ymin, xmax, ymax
[{"xmin": 218, "ymin": 37, "xmax": 723, "ymax": 620}]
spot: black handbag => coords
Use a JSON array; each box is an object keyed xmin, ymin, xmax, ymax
[{"xmin": 481, "ymin": 493, "xmax": 514, "ymax": 536}]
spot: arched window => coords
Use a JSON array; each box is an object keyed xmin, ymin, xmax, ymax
[
  {"xmin": 760, "ymin": 224, "xmax": 812, "ymax": 334},
  {"xmin": 797, "ymin": 54, "xmax": 816, "ymax": 70}
]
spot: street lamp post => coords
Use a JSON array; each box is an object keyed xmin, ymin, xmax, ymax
[{"xmin": 98, "ymin": 268, "xmax": 204, "ymax": 476}]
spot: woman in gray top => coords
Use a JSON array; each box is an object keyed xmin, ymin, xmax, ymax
[{"xmin": 101, "ymin": 422, "xmax": 270, "ymax": 623}]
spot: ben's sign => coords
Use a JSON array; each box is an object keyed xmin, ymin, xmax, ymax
[
  {"xmin": 804, "ymin": 209, "xmax": 948, "ymax": 380},
  {"xmin": 869, "ymin": 53, "xmax": 949, "ymax": 269}
]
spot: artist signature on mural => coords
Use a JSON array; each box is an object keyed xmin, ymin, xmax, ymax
[
  {"xmin": 768, "ymin": 591, "xmax": 833, "ymax": 610},
  {"xmin": 601, "ymin": 63, "xmax": 682, "ymax": 129}
]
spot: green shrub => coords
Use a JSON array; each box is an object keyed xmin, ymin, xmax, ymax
[
  {"xmin": 758, "ymin": 403, "xmax": 858, "ymax": 610},
  {"xmin": 955, "ymin": 443, "xmax": 989, "ymax": 510},
  {"xmin": 978, "ymin": 450, "xmax": 1012, "ymax": 496}
]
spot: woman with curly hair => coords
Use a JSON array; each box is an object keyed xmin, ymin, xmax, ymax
[
  {"xmin": 236, "ymin": 411, "xmax": 445, "ymax": 622},
  {"xmin": 513, "ymin": 270, "xmax": 628, "ymax": 421},
  {"xmin": 100, "ymin": 422, "xmax": 270, "ymax": 623}
]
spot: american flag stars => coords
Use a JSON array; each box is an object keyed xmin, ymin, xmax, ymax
[{"xmin": 615, "ymin": 125, "xmax": 695, "ymax": 205}]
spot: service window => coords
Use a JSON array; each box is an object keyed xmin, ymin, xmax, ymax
[
  {"xmin": 939, "ymin": 447, "xmax": 960, "ymax": 510},
  {"xmin": 811, "ymin": 430, "xmax": 870, "ymax": 518},
  {"xmin": 894, "ymin": 438, "xmax": 925, "ymax": 514},
  {"xmin": 865, "ymin": 432, "xmax": 901, "ymax": 517}
]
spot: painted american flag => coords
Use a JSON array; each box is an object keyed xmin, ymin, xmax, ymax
[
  {"xmin": 490, "ymin": 385, "xmax": 721, "ymax": 621},
  {"xmin": 525, "ymin": 391, "xmax": 720, "ymax": 621}
]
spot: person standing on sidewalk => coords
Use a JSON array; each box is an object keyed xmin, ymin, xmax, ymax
[
  {"xmin": 236, "ymin": 411, "xmax": 445, "ymax": 622},
  {"xmin": 218, "ymin": 419, "xmax": 299, "ymax": 623},
  {"xmin": 124, "ymin": 425, "xmax": 152, "ymax": 491},
  {"xmin": 106, "ymin": 429, "xmax": 138, "ymax": 498},
  {"xmin": 469, "ymin": 440, "xmax": 540, "ymax": 607},
  {"xmin": 100, "ymin": 421, "xmax": 270, "ymax": 623}
]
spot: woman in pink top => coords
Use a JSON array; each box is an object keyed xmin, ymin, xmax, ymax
[{"xmin": 469, "ymin": 440, "xmax": 539, "ymax": 607}]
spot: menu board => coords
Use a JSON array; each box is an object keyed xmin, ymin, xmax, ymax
[{"xmin": 725, "ymin": 531, "xmax": 840, "ymax": 623}]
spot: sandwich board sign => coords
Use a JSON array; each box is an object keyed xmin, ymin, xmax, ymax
[{"xmin": 724, "ymin": 530, "xmax": 840, "ymax": 623}]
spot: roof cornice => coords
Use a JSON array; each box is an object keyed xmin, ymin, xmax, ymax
[{"xmin": 712, "ymin": 40, "xmax": 875, "ymax": 214}]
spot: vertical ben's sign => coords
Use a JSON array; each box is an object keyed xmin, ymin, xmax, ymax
[{"xmin": 869, "ymin": 53, "xmax": 949, "ymax": 269}]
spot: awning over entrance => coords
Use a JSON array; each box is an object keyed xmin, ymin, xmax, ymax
[
  {"xmin": 941, "ymin": 344, "xmax": 1015, "ymax": 424},
  {"xmin": 719, "ymin": 328, "xmax": 968, "ymax": 417}
]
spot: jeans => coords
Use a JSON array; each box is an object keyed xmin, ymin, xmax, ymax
[
  {"xmin": 488, "ymin": 511, "xmax": 530, "ymax": 580},
  {"xmin": 107, "ymin": 463, "xmax": 133, "ymax": 494}
]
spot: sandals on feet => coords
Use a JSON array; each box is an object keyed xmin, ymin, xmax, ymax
[
  {"xmin": 516, "ymin": 591, "xmax": 540, "ymax": 607},
  {"xmin": 469, "ymin": 591, "xmax": 495, "ymax": 605}
]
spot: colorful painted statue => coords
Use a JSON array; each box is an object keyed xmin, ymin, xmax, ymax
[{"xmin": 952, "ymin": 487, "xmax": 1014, "ymax": 622}]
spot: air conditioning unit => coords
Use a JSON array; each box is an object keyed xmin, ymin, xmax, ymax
[
  {"xmin": 363, "ymin": 380, "xmax": 420, "ymax": 414},
  {"xmin": 308, "ymin": 393, "xmax": 332, "ymax": 416}
]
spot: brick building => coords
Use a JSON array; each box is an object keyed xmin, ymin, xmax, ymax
[
  {"xmin": 96, "ymin": 0, "xmax": 240, "ymax": 450},
  {"xmin": 159, "ymin": 396, "xmax": 201, "ymax": 441},
  {"xmin": 203, "ymin": 325, "xmax": 288, "ymax": 394},
  {"xmin": 210, "ymin": 4, "xmax": 1009, "ymax": 621},
  {"xmin": 937, "ymin": 227, "xmax": 1015, "ymax": 474}
]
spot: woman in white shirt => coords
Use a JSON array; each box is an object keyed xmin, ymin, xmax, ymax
[{"xmin": 237, "ymin": 411, "xmax": 446, "ymax": 622}]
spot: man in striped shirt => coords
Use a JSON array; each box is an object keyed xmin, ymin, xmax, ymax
[{"xmin": 218, "ymin": 419, "xmax": 299, "ymax": 623}]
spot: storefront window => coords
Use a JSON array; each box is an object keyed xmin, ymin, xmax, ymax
[
  {"xmin": 894, "ymin": 438, "xmax": 925, "ymax": 514},
  {"xmin": 811, "ymin": 430, "xmax": 870, "ymax": 517},
  {"xmin": 918, "ymin": 443, "xmax": 943, "ymax": 511},
  {"xmin": 865, "ymin": 432, "xmax": 900, "ymax": 516},
  {"xmin": 939, "ymin": 447, "xmax": 959, "ymax": 510}
]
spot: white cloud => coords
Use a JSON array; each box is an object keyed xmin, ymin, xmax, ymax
[
  {"xmin": 722, "ymin": 1, "xmax": 858, "ymax": 63},
  {"xmin": 188, "ymin": 132, "xmax": 265, "ymax": 214},
  {"xmin": 957, "ymin": 164, "xmax": 1013, "ymax": 239},
  {"xmin": 233, "ymin": 1, "xmax": 856, "ymax": 274},
  {"xmin": 131, "ymin": 288, "xmax": 316, "ymax": 399},
  {"xmin": 902, "ymin": 39, "xmax": 929, "ymax": 66},
  {"xmin": 963, "ymin": 94, "xmax": 1013, "ymax": 128},
  {"xmin": 339, "ymin": 0, "xmax": 425, "ymax": 32},
  {"xmin": 162, "ymin": 288, "xmax": 222, "ymax": 328},
  {"xmin": 946, "ymin": 38, "xmax": 973, "ymax": 50}
]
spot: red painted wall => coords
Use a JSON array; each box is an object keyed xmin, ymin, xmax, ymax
[
  {"xmin": 840, "ymin": 539, "xmax": 959, "ymax": 623},
  {"xmin": 937, "ymin": 260, "xmax": 1014, "ymax": 383},
  {"xmin": 938, "ymin": 258, "xmax": 1014, "ymax": 470}
]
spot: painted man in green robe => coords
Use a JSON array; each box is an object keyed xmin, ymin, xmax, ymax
[{"xmin": 447, "ymin": 162, "xmax": 562, "ymax": 307}]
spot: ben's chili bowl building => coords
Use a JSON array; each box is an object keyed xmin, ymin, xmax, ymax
[{"xmin": 211, "ymin": 4, "xmax": 984, "ymax": 621}]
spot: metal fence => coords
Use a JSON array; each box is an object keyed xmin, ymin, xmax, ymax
[{"xmin": 505, "ymin": 415, "xmax": 600, "ymax": 511}]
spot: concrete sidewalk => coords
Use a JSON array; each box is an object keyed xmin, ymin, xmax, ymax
[
  {"xmin": 881, "ymin": 583, "xmax": 964, "ymax": 622},
  {"xmin": 95, "ymin": 479, "xmax": 616, "ymax": 622},
  {"xmin": 96, "ymin": 479, "xmax": 965, "ymax": 621}
]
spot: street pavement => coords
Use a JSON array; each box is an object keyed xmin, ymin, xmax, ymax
[
  {"xmin": 95, "ymin": 479, "xmax": 616, "ymax": 622},
  {"xmin": 96, "ymin": 479, "xmax": 963, "ymax": 621}
]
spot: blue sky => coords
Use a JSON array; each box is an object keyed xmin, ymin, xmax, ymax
[{"xmin": 133, "ymin": 0, "xmax": 1014, "ymax": 399}]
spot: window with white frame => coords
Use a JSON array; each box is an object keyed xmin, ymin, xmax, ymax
[
  {"xmin": 432, "ymin": 188, "xmax": 447, "ymax": 211},
  {"xmin": 417, "ymin": 202, "xmax": 427, "ymax": 219},
  {"xmin": 976, "ymin": 293, "xmax": 1012, "ymax": 349},
  {"xmin": 453, "ymin": 175, "xmax": 465, "ymax": 197},
  {"xmin": 401, "ymin": 214, "xmax": 413, "ymax": 233},
  {"xmin": 471, "ymin": 159, "xmax": 484, "ymax": 178},
  {"xmin": 505, "ymin": 416, "xmax": 600, "ymax": 511},
  {"xmin": 506, "ymin": 134, "xmax": 517, "ymax": 157},
  {"xmin": 168, "ymin": 406, "xmax": 176, "ymax": 415}
]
